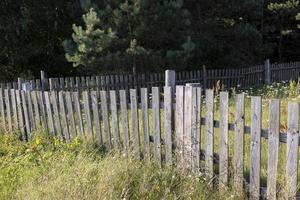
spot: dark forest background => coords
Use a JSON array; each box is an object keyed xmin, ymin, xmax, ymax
[{"xmin": 0, "ymin": 0, "xmax": 300, "ymax": 80}]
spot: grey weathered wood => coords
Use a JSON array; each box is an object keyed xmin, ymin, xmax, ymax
[
  {"xmin": 4, "ymin": 89, "xmax": 12, "ymax": 132},
  {"xmin": 91, "ymin": 91, "xmax": 102, "ymax": 145},
  {"xmin": 26, "ymin": 91, "xmax": 35, "ymax": 130},
  {"xmin": 100, "ymin": 90, "xmax": 111, "ymax": 150},
  {"xmin": 184, "ymin": 86, "xmax": 193, "ymax": 170},
  {"xmin": 219, "ymin": 91, "xmax": 229, "ymax": 189},
  {"xmin": 205, "ymin": 89, "xmax": 214, "ymax": 181},
  {"xmin": 49, "ymin": 78, "xmax": 55, "ymax": 91},
  {"xmin": 152, "ymin": 87, "xmax": 161, "ymax": 166},
  {"xmin": 165, "ymin": 70, "xmax": 176, "ymax": 89},
  {"xmin": 59, "ymin": 77, "xmax": 65, "ymax": 90},
  {"xmin": 10, "ymin": 89, "xmax": 18, "ymax": 129},
  {"xmin": 164, "ymin": 86, "xmax": 173, "ymax": 166},
  {"xmin": 65, "ymin": 92, "xmax": 76, "ymax": 139},
  {"xmin": 250, "ymin": 96, "xmax": 261, "ymax": 200},
  {"xmin": 120, "ymin": 90, "xmax": 129, "ymax": 153},
  {"xmin": 267, "ymin": 99, "xmax": 280, "ymax": 200},
  {"xmin": 58, "ymin": 91, "xmax": 70, "ymax": 142},
  {"xmin": 31, "ymin": 91, "xmax": 40, "ymax": 128},
  {"xmin": 110, "ymin": 90, "xmax": 120, "ymax": 147},
  {"xmin": 285, "ymin": 102, "xmax": 299, "ymax": 199},
  {"xmin": 21, "ymin": 91, "xmax": 31, "ymax": 137},
  {"xmin": 191, "ymin": 87, "xmax": 201, "ymax": 170},
  {"xmin": 130, "ymin": 89, "xmax": 140, "ymax": 159},
  {"xmin": 141, "ymin": 88, "xmax": 150, "ymax": 160},
  {"xmin": 44, "ymin": 92, "xmax": 55, "ymax": 137},
  {"xmin": 50, "ymin": 91, "xmax": 63, "ymax": 140},
  {"xmin": 0, "ymin": 89, "xmax": 6, "ymax": 131},
  {"xmin": 16, "ymin": 90, "xmax": 26, "ymax": 139},
  {"xmin": 175, "ymin": 86, "xmax": 185, "ymax": 167},
  {"xmin": 234, "ymin": 93, "xmax": 245, "ymax": 192},
  {"xmin": 194, "ymin": 87, "xmax": 201, "ymax": 169},
  {"xmin": 37, "ymin": 91, "xmax": 47, "ymax": 130},
  {"xmin": 83, "ymin": 91, "xmax": 93, "ymax": 138},
  {"xmin": 73, "ymin": 92, "xmax": 84, "ymax": 137}
]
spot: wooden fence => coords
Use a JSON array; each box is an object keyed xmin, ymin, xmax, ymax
[
  {"xmin": 1, "ymin": 61, "xmax": 300, "ymax": 94},
  {"xmin": 0, "ymin": 86, "xmax": 300, "ymax": 199}
]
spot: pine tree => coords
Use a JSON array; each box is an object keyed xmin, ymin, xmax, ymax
[{"xmin": 64, "ymin": 0, "xmax": 194, "ymax": 73}]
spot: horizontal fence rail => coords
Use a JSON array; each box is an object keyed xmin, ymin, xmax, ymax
[
  {"xmin": 0, "ymin": 86, "xmax": 300, "ymax": 199},
  {"xmin": 1, "ymin": 61, "xmax": 300, "ymax": 95}
]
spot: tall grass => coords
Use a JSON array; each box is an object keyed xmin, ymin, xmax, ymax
[{"xmin": 0, "ymin": 131, "xmax": 243, "ymax": 200}]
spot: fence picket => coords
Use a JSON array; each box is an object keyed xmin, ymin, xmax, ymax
[
  {"xmin": 26, "ymin": 91, "xmax": 35, "ymax": 130},
  {"xmin": 164, "ymin": 86, "xmax": 172, "ymax": 166},
  {"xmin": 91, "ymin": 91, "xmax": 102, "ymax": 146},
  {"xmin": 285, "ymin": 102, "xmax": 299, "ymax": 199},
  {"xmin": 192, "ymin": 87, "xmax": 201, "ymax": 170},
  {"xmin": 130, "ymin": 89, "xmax": 140, "ymax": 159},
  {"xmin": 0, "ymin": 89, "xmax": 6, "ymax": 131},
  {"xmin": 183, "ymin": 86, "xmax": 193, "ymax": 170},
  {"xmin": 58, "ymin": 91, "xmax": 70, "ymax": 142},
  {"xmin": 234, "ymin": 93, "xmax": 245, "ymax": 192},
  {"xmin": 120, "ymin": 90, "xmax": 129, "ymax": 153},
  {"xmin": 10, "ymin": 89, "xmax": 18, "ymax": 129},
  {"xmin": 267, "ymin": 99, "xmax": 280, "ymax": 200},
  {"xmin": 31, "ymin": 91, "xmax": 40, "ymax": 128},
  {"xmin": 141, "ymin": 88, "xmax": 150, "ymax": 160},
  {"xmin": 110, "ymin": 90, "xmax": 120, "ymax": 147},
  {"xmin": 44, "ymin": 92, "xmax": 55, "ymax": 137},
  {"xmin": 73, "ymin": 92, "xmax": 84, "ymax": 137},
  {"xmin": 65, "ymin": 92, "xmax": 76, "ymax": 139},
  {"xmin": 83, "ymin": 91, "xmax": 93, "ymax": 138},
  {"xmin": 50, "ymin": 91, "xmax": 63, "ymax": 140},
  {"xmin": 37, "ymin": 91, "xmax": 47, "ymax": 130},
  {"xmin": 152, "ymin": 87, "xmax": 161, "ymax": 166},
  {"xmin": 219, "ymin": 91, "xmax": 229, "ymax": 189},
  {"xmin": 205, "ymin": 89, "xmax": 214, "ymax": 181},
  {"xmin": 250, "ymin": 96, "xmax": 261, "ymax": 200},
  {"xmin": 100, "ymin": 90, "xmax": 111, "ymax": 150},
  {"xmin": 175, "ymin": 86, "xmax": 185, "ymax": 167},
  {"xmin": 4, "ymin": 89, "xmax": 12, "ymax": 132},
  {"xmin": 16, "ymin": 90, "xmax": 26, "ymax": 139}
]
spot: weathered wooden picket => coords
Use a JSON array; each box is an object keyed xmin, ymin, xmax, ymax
[
  {"xmin": 1, "ymin": 61, "xmax": 300, "ymax": 94},
  {"xmin": 0, "ymin": 86, "xmax": 300, "ymax": 199}
]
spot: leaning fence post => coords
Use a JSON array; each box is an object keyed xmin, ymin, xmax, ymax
[{"xmin": 264, "ymin": 59, "xmax": 271, "ymax": 85}]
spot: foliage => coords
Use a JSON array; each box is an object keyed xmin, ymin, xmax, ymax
[
  {"xmin": 1, "ymin": 1, "xmax": 300, "ymax": 79},
  {"xmin": 0, "ymin": 0, "xmax": 82, "ymax": 80},
  {"xmin": 64, "ymin": 0, "xmax": 193, "ymax": 73}
]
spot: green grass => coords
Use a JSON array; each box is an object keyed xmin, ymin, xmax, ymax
[{"xmin": 0, "ymin": 131, "xmax": 244, "ymax": 200}]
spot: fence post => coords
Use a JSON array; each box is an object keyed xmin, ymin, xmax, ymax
[
  {"xmin": 165, "ymin": 70, "xmax": 176, "ymax": 89},
  {"xmin": 165, "ymin": 70, "xmax": 176, "ymax": 135},
  {"xmin": 264, "ymin": 59, "xmax": 271, "ymax": 85}
]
